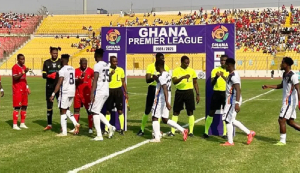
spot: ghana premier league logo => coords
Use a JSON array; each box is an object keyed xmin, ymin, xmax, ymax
[
  {"xmin": 106, "ymin": 29, "xmax": 121, "ymax": 45},
  {"xmin": 212, "ymin": 25, "xmax": 229, "ymax": 43}
]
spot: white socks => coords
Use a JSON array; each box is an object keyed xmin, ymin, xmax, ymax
[
  {"xmin": 226, "ymin": 122, "xmax": 234, "ymax": 144},
  {"xmin": 99, "ymin": 113, "xmax": 111, "ymax": 128},
  {"xmin": 66, "ymin": 110, "xmax": 78, "ymax": 126},
  {"xmin": 93, "ymin": 115, "xmax": 102, "ymax": 137},
  {"xmin": 152, "ymin": 121, "xmax": 160, "ymax": 140},
  {"xmin": 280, "ymin": 133, "xmax": 286, "ymax": 143},
  {"xmin": 167, "ymin": 119, "xmax": 184, "ymax": 133},
  {"xmin": 233, "ymin": 120, "xmax": 250, "ymax": 135},
  {"xmin": 61, "ymin": 114, "xmax": 67, "ymax": 135}
]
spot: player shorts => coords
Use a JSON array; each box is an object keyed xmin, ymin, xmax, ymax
[
  {"xmin": 74, "ymin": 92, "xmax": 91, "ymax": 109},
  {"xmin": 173, "ymin": 89, "xmax": 195, "ymax": 113},
  {"xmin": 279, "ymin": 104, "xmax": 297, "ymax": 120},
  {"xmin": 152, "ymin": 101, "xmax": 169, "ymax": 119},
  {"xmin": 58, "ymin": 94, "xmax": 74, "ymax": 109},
  {"xmin": 89, "ymin": 94, "xmax": 109, "ymax": 114},
  {"xmin": 13, "ymin": 91, "xmax": 28, "ymax": 107},
  {"xmin": 210, "ymin": 91, "xmax": 226, "ymax": 110},
  {"xmin": 106, "ymin": 87, "xmax": 123, "ymax": 112},
  {"xmin": 145, "ymin": 85, "xmax": 156, "ymax": 115},
  {"xmin": 222, "ymin": 98, "xmax": 242, "ymax": 123}
]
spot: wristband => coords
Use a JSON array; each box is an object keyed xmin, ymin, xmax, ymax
[
  {"xmin": 0, "ymin": 89, "xmax": 3, "ymax": 92},
  {"xmin": 51, "ymin": 92, "xmax": 55, "ymax": 97},
  {"xmin": 26, "ymin": 85, "xmax": 29, "ymax": 89},
  {"xmin": 235, "ymin": 101, "xmax": 241, "ymax": 105}
]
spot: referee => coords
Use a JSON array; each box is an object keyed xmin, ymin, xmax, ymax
[
  {"xmin": 42, "ymin": 47, "xmax": 62, "ymax": 130},
  {"xmin": 169, "ymin": 56, "xmax": 200, "ymax": 137},
  {"xmin": 105, "ymin": 56, "xmax": 128, "ymax": 135},
  {"xmin": 203, "ymin": 55, "xmax": 228, "ymax": 138},
  {"xmin": 137, "ymin": 53, "xmax": 169, "ymax": 136}
]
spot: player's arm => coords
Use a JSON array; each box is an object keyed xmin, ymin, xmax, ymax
[
  {"xmin": 90, "ymin": 72, "xmax": 99, "ymax": 103},
  {"xmin": 0, "ymin": 79, "xmax": 4, "ymax": 97},
  {"xmin": 193, "ymin": 77, "xmax": 200, "ymax": 104},
  {"xmin": 233, "ymin": 83, "xmax": 241, "ymax": 113},
  {"xmin": 211, "ymin": 69, "xmax": 220, "ymax": 86},
  {"xmin": 262, "ymin": 81, "xmax": 283, "ymax": 89},
  {"xmin": 50, "ymin": 77, "xmax": 63, "ymax": 102},
  {"xmin": 13, "ymin": 71, "xmax": 24, "ymax": 81},
  {"xmin": 146, "ymin": 73, "xmax": 158, "ymax": 83},
  {"xmin": 42, "ymin": 61, "xmax": 47, "ymax": 79},
  {"xmin": 122, "ymin": 77, "xmax": 128, "ymax": 100},
  {"xmin": 109, "ymin": 69, "xmax": 115, "ymax": 82},
  {"xmin": 162, "ymin": 84, "xmax": 171, "ymax": 110}
]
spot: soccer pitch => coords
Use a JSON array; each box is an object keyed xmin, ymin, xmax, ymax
[{"xmin": 1, "ymin": 77, "xmax": 300, "ymax": 173}]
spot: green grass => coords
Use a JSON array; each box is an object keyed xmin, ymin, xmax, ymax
[{"xmin": 0, "ymin": 77, "xmax": 299, "ymax": 173}]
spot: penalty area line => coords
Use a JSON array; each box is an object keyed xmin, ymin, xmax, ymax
[{"xmin": 68, "ymin": 89, "xmax": 274, "ymax": 173}]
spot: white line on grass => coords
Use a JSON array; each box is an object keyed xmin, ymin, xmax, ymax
[{"xmin": 68, "ymin": 89, "xmax": 274, "ymax": 173}]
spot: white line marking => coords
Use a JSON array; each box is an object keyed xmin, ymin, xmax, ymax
[{"xmin": 68, "ymin": 89, "xmax": 274, "ymax": 173}]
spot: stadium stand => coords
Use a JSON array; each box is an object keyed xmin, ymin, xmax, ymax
[{"xmin": 0, "ymin": 37, "xmax": 29, "ymax": 60}]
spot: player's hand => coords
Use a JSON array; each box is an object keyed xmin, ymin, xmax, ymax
[
  {"xmin": 125, "ymin": 93, "xmax": 129, "ymax": 100},
  {"xmin": 196, "ymin": 95, "xmax": 200, "ymax": 104},
  {"xmin": 216, "ymin": 72, "xmax": 221, "ymax": 77},
  {"xmin": 49, "ymin": 96, "xmax": 54, "ymax": 102},
  {"xmin": 184, "ymin": 74, "xmax": 190, "ymax": 79},
  {"xmin": 166, "ymin": 102, "xmax": 172, "ymax": 110},
  {"xmin": 47, "ymin": 72, "xmax": 56, "ymax": 79},
  {"xmin": 262, "ymin": 85, "xmax": 268, "ymax": 89},
  {"xmin": 235, "ymin": 104, "xmax": 240, "ymax": 113},
  {"xmin": 1, "ymin": 91, "xmax": 4, "ymax": 97},
  {"xmin": 81, "ymin": 72, "xmax": 86, "ymax": 78},
  {"xmin": 220, "ymin": 71, "xmax": 224, "ymax": 77},
  {"xmin": 27, "ymin": 88, "xmax": 31, "ymax": 95},
  {"xmin": 25, "ymin": 68, "xmax": 30, "ymax": 73},
  {"xmin": 90, "ymin": 93, "xmax": 95, "ymax": 103},
  {"xmin": 111, "ymin": 70, "xmax": 115, "ymax": 75}
]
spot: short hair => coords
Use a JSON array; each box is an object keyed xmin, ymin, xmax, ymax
[
  {"xmin": 155, "ymin": 53, "xmax": 164, "ymax": 59},
  {"xmin": 282, "ymin": 57, "xmax": 294, "ymax": 66},
  {"xmin": 95, "ymin": 48, "xmax": 105, "ymax": 58},
  {"xmin": 181, "ymin": 55, "xmax": 189, "ymax": 63},
  {"xmin": 80, "ymin": 58, "xmax": 87, "ymax": 62},
  {"xmin": 110, "ymin": 56, "xmax": 117, "ymax": 61},
  {"xmin": 17, "ymin": 54, "xmax": 24, "ymax": 59},
  {"xmin": 155, "ymin": 59, "xmax": 164, "ymax": 68},
  {"xmin": 61, "ymin": 54, "xmax": 70, "ymax": 60},
  {"xmin": 220, "ymin": 55, "xmax": 229, "ymax": 58},
  {"xmin": 225, "ymin": 58, "xmax": 235, "ymax": 65},
  {"xmin": 50, "ymin": 46, "xmax": 61, "ymax": 52}
]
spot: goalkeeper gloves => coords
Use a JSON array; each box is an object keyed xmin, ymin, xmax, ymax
[{"xmin": 47, "ymin": 72, "xmax": 57, "ymax": 79}]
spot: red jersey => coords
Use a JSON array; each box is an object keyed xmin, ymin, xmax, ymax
[
  {"xmin": 75, "ymin": 67, "xmax": 94, "ymax": 95},
  {"xmin": 12, "ymin": 64, "xmax": 27, "ymax": 93}
]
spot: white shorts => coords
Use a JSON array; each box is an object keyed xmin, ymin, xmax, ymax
[
  {"xmin": 222, "ymin": 98, "xmax": 243, "ymax": 123},
  {"xmin": 58, "ymin": 95, "xmax": 74, "ymax": 109},
  {"xmin": 89, "ymin": 94, "xmax": 108, "ymax": 114},
  {"xmin": 279, "ymin": 104, "xmax": 297, "ymax": 119},
  {"xmin": 152, "ymin": 101, "xmax": 169, "ymax": 119}
]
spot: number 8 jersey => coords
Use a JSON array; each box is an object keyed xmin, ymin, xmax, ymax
[
  {"xmin": 154, "ymin": 71, "xmax": 172, "ymax": 104},
  {"xmin": 59, "ymin": 65, "xmax": 76, "ymax": 97},
  {"xmin": 94, "ymin": 61, "xmax": 109, "ymax": 95}
]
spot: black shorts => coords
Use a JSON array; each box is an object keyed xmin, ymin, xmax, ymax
[
  {"xmin": 45, "ymin": 86, "xmax": 59, "ymax": 108},
  {"xmin": 145, "ymin": 85, "xmax": 156, "ymax": 115},
  {"xmin": 209, "ymin": 91, "xmax": 226, "ymax": 110},
  {"xmin": 173, "ymin": 89, "xmax": 195, "ymax": 113},
  {"xmin": 106, "ymin": 87, "xmax": 123, "ymax": 111}
]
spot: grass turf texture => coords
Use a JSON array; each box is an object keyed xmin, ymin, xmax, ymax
[{"xmin": 0, "ymin": 77, "xmax": 299, "ymax": 173}]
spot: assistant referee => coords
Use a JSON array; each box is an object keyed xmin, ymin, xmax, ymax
[
  {"xmin": 203, "ymin": 55, "xmax": 229, "ymax": 138},
  {"xmin": 137, "ymin": 53, "xmax": 169, "ymax": 136},
  {"xmin": 169, "ymin": 55, "xmax": 200, "ymax": 137}
]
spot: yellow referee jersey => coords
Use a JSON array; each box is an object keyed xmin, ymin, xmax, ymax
[
  {"xmin": 211, "ymin": 66, "xmax": 228, "ymax": 91},
  {"xmin": 109, "ymin": 67, "xmax": 125, "ymax": 89},
  {"xmin": 173, "ymin": 67, "xmax": 197, "ymax": 90},
  {"xmin": 146, "ymin": 63, "xmax": 170, "ymax": 86}
]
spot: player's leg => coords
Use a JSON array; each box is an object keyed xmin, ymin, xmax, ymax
[
  {"xmin": 57, "ymin": 108, "xmax": 68, "ymax": 136},
  {"xmin": 19, "ymin": 91, "xmax": 28, "ymax": 129},
  {"xmin": 138, "ymin": 85, "xmax": 156, "ymax": 136},
  {"xmin": 44, "ymin": 88, "xmax": 54, "ymax": 130},
  {"xmin": 65, "ymin": 97, "xmax": 80, "ymax": 134},
  {"xmin": 84, "ymin": 93, "xmax": 93, "ymax": 133},
  {"xmin": 232, "ymin": 119, "xmax": 255, "ymax": 145},
  {"xmin": 286, "ymin": 107, "xmax": 300, "ymax": 131},
  {"xmin": 73, "ymin": 93, "xmax": 81, "ymax": 123},
  {"xmin": 105, "ymin": 91, "xmax": 113, "ymax": 134},
  {"xmin": 221, "ymin": 104, "xmax": 234, "ymax": 146},
  {"xmin": 116, "ymin": 88, "xmax": 125, "ymax": 135},
  {"xmin": 89, "ymin": 97, "xmax": 103, "ymax": 140},
  {"xmin": 150, "ymin": 102, "xmax": 162, "ymax": 142},
  {"xmin": 12, "ymin": 92, "xmax": 22, "ymax": 130},
  {"xmin": 185, "ymin": 90, "xmax": 195, "ymax": 137},
  {"xmin": 170, "ymin": 90, "xmax": 184, "ymax": 136},
  {"xmin": 275, "ymin": 105, "xmax": 290, "ymax": 145}
]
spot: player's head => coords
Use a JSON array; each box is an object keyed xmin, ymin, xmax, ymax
[
  {"xmin": 155, "ymin": 53, "xmax": 164, "ymax": 61},
  {"xmin": 17, "ymin": 54, "xmax": 25, "ymax": 65},
  {"xmin": 281, "ymin": 57, "xmax": 294, "ymax": 70},
  {"xmin": 155, "ymin": 59, "xmax": 165, "ymax": 72},
  {"xmin": 94, "ymin": 48, "xmax": 104, "ymax": 62},
  {"xmin": 220, "ymin": 55, "xmax": 228, "ymax": 68},
  {"xmin": 225, "ymin": 58, "xmax": 235, "ymax": 72},
  {"xmin": 61, "ymin": 54, "xmax": 70, "ymax": 66},
  {"xmin": 50, "ymin": 46, "xmax": 61, "ymax": 60},
  {"xmin": 181, "ymin": 56, "xmax": 190, "ymax": 69},
  {"xmin": 80, "ymin": 58, "xmax": 87, "ymax": 70},
  {"xmin": 110, "ymin": 56, "xmax": 118, "ymax": 68}
]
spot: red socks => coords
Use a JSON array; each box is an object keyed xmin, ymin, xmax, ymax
[
  {"xmin": 13, "ymin": 110, "xmax": 19, "ymax": 124},
  {"xmin": 88, "ymin": 115, "xmax": 93, "ymax": 129},
  {"xmin": 74, "ymin": 114, "xmax": 80, "ymax": 122},
  {"xmin": 21, "ymin": 111, "xmax": 26, "ymax": 123}
]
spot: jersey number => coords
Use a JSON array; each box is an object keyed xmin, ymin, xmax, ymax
[
  {"xmin": 70, "ymin": 73, "xmax": 74, "ymax": 84},
  {"xmin": 103, "ymin": 69, "xmax": 109, "ymax": 82}
]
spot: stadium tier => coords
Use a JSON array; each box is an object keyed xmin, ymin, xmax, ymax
[
  {"xmin": 0, "ymin": 15, "xmax": 42, "ymax": 34},
  {"xmin": 0, "ymin": 37, "xmax": 29, "ymax": 60}
]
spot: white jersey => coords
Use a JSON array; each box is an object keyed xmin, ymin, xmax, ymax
[
  {"xmin": 154, "ymin": 71, "xmax": 172, "ymax": 104},
  {"xmin": 282, "ymin": 71, "xmax": 299, "ymax": 106},
  {"xmin": 58, "ymin": 65, "xmax": 75, "ymax": 97},
  {"xmin": 226, "ymin": 71, "xmax": 242, "ymax": 104},
  {"xmin": 94, "ymin": 61, "xmax": 109, "ymax": 95}
]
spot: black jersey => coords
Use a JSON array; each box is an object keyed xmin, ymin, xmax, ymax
[{"xmin": 42, "ymin": 58, "xmax": 62, "ymax": 88}]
